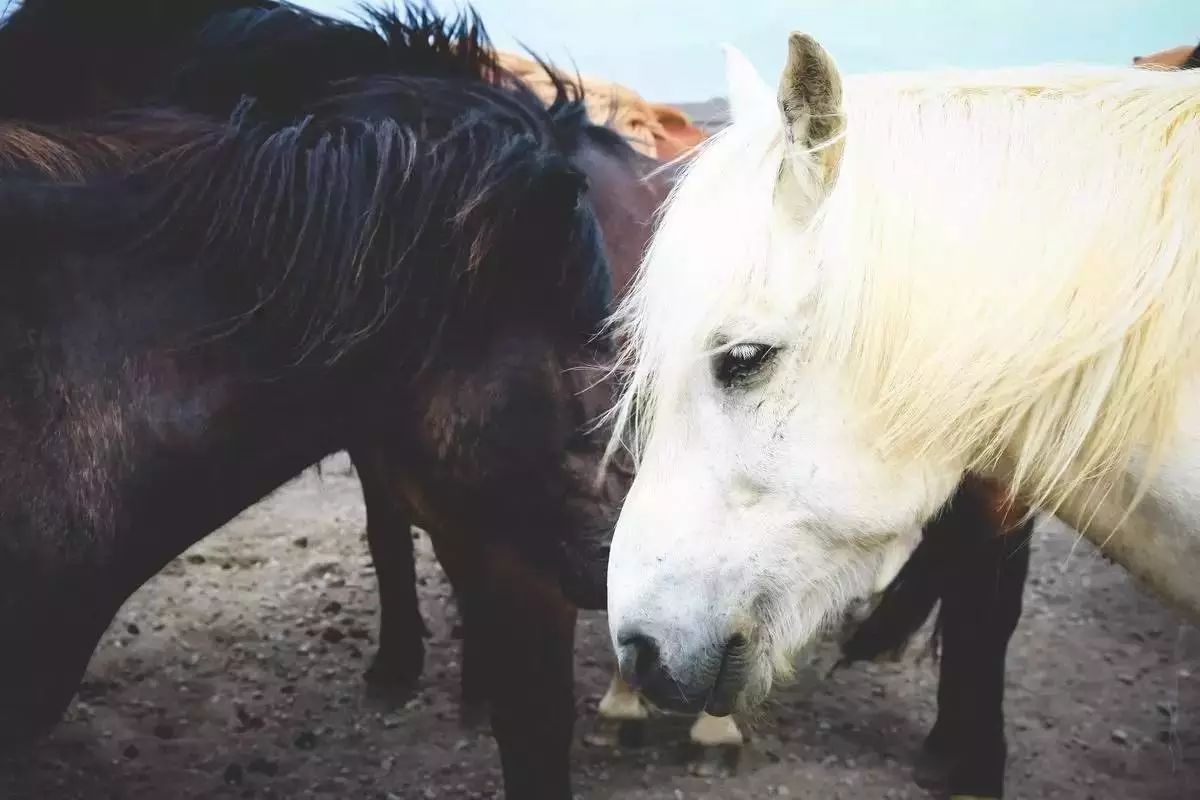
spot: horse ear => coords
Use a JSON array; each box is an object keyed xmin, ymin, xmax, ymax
[
  {"xmin": 777, "ymin": 33, "xmax": 844, "ymax": 156},
  {"xmin": 721, "ymin": 44, "xmax": 776, "ymax": 125}
]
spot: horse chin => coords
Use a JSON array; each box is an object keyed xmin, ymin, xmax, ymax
[{"xmin": 733, "ymin": 664, "xmax": 773, "ymax": 713}]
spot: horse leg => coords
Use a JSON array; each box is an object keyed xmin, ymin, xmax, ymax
[
  {"xmin": 423, "ymin": 527, "xmax": 492, "ymax": 724},
  {"xmin": 0, "ymin": 576, "xmax": 117, "ymax": 749},
  {"xmin": 354, "ymin": 450, "xmax": 429, "ymax": 693},
  {"xmin": 840, "ymin": 530, "xmax": 944, "ymax": 664},
  {"xmin": 918, "ymin": 490, "xmax": 1032, "ymax": 800},
  {"xmin": 476, "ymin": 545, "xmax": 576, "ymax": 800},
  {"xmin": 595, "ymin": 671, "xmax": 650, "ymax": 747}
]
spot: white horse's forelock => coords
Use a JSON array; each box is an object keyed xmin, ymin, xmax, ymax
[
  {"xmin": 605, "ymin": 117, "xmax": 791, "ymax": 463},
  {"xmin": 611, "ymin": 62, "xmax": 1200, "ymax": 519}
]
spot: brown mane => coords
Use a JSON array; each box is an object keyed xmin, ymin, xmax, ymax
[
  {"xmin": 0, "ymin": 114, "xmax": 213, "ymax": 180},
  {"xmin": 0, "ymin": 125, "xmax": 124, "ymax": 180}
]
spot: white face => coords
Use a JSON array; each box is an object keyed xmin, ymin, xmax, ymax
[
  {"xmin": 607, "ymin": 329, "xmax": 960, "ymax": 713},
  {"xmin": 605, "ymin": 47, "xmax": 963, "ymax": 715}
]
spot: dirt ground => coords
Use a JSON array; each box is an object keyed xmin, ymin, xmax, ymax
[{"xmin": 1, "ymin": 453, "xmax": 1197, "ymax": 800}]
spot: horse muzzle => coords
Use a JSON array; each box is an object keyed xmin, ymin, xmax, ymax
[{"xmin": 614, "ymin": 625, "xmax": 755, "ymax": 716}]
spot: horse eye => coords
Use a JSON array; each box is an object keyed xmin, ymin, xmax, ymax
[{"xmin": 713, "ymin": 343, "xmax": 778, "ymax": 388}]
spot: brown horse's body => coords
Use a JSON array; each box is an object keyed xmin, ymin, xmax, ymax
[
  {"xmin": 350, "ymin": 115, "xmax": 668, "ymax": 795},
  {"xmin": 1133, "ymin": 42, "xmax": 1200, "ymax": 69},
  {"xmin": 498, "ymin": 51, "xmax": 708, "ymax": 161}
]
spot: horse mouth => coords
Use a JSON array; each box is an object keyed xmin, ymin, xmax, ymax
[{"xmin": 703, "ymin": 633, "xmax": 751, "ymax": 716}]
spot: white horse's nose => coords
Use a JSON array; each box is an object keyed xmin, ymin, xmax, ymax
[{"xmin": 614, "ymin": 623, "xmax": 751, "ymax": 716}]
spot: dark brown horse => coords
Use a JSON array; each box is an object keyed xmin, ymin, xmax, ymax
[{"xmin": 0, "ymin": 7, "xmax": 626, "ymax": 799}]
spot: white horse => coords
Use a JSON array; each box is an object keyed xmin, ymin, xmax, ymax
[{"xmin": 605, "ymin": 33, "xmax": 1200, "ymax": 723}]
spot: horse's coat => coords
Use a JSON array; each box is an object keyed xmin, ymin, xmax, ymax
[
  {"xmin": 496, "ymin": 51, "xmax": 708, "ymax": 160},
  {"xmin": 606, "ymin": 33, "xmax": 1200, "ymax": 721},
  {"xmin": 0, "ymin": 11, "xmax": 618, "ymax": 800}
]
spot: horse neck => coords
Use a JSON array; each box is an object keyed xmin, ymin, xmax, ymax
[
  {"xmin": 1037, "ymin": 398, "xmax": 1200, "ymax": 623},
  {"xmin": 572, "ymin": 136, "xmax": 670, "ymax": 301}
]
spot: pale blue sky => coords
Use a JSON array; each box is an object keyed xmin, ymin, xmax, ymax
[{"xmin": 298, "ymin": 1, "xmax": 1200, "ymax": 101}]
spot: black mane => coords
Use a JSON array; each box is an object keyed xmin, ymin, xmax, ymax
[
  {"xmin": 0, "ymin": 1, "xmax": 596, "ymax": 146},
  {"xmin": 0, "ymin": 0, "xmax": 613, "ymax": 368}
]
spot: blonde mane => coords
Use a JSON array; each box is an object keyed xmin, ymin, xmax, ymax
[{"xmin": 613, "ymin": 63, "xmax": 1200, "ymax": 516}]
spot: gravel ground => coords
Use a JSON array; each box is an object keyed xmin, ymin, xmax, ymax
[{"xmin": 1, "ymin": 453, "xmax": 1197, "ymax": 799}]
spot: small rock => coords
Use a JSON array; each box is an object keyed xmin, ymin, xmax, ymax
[
  {"xmin": 186, "ymin": 554, "xmax": 206, "ymax": 565},
  {"xmin": 223, "ymin": 763, "xmax": 244, "ymax": 785},
  {"xmin": 323, "ymin": 601, "xmax": 343, "ymax": 615},
  {"xmin": 153, "ymin": 723, "xmax": 175, "ymax": 740},
  {"xmin": 123, "ymin": 744, "xmax": 140, "ymax": 760},
  {"xmin": 247, "ymin": 757, "xmax": 278, "ymax": 777},
  {"xmin": 295, "ymin": 731, "xmax": 318, "ymax": 750},
  {"xmin": 126, "ymin": 623, "xmax": 141, "ymax": 636},
  {"xmin": 1111, "ymin": 728, "xmax": 1129, "ymax": 745},
  {"xmin": 322, "ymin": 627, "xmax": 345, "ymax": 644},
  {"xmin": 293, "ymin": 537, "xmax": 309, "ymax": 548},
  {"xmin": 235, "ymin": 707, "xmax": 264, "ymax": 732}
]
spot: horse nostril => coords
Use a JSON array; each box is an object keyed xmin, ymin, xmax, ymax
[{"xmin": 616, "ymin": 631, "xmax": 660, "ymax": 689}]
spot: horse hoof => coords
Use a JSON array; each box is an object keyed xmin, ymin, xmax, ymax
[
  {"xmin": 363, "ymin": 647, "xmax": 424, "ymax": 698},
  {"xmin": 912, "ymin": 746, "xmax": 952, "ymax": 792},
  {"xmin": 689, "ymin": 712, "xmax": 744, "ymax": 747},
  {"xmin": 618, "ymin": 719, "xmax": 651, "ymax": 748},
  {"xmin": 583, "ymin": 717, "xmax": 648, "ymax": 748},
  {"xmin": 460, "ymin": 699, "xmax": 490, "ymax": 730}
]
